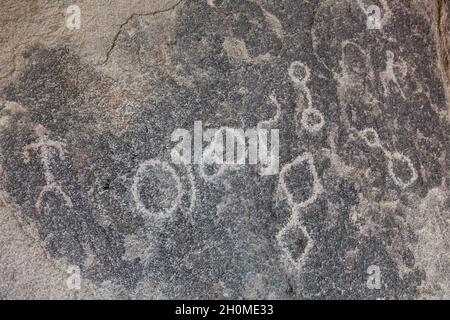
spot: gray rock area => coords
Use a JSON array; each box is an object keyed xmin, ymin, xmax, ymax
[{"xmin": 0, "ymin": 0, "xmax": 449, "ymax": 299}]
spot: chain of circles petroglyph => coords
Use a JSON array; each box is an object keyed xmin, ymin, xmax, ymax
[
  {"xmin": 288, "ymin": 61, "xmax": 325, "ymax": 134},
  {"xmin": 277, "ymin": 152, "xmax": 323, "ymax": 268},
  {"xmin": 356, "ymin": 128, "xmax": 418, "ymax": 188},
  {"xmin": 272, "ymin": 61, "xmax": 326, "ymax": 268}
]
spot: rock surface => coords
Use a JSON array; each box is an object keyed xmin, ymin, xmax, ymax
[{"xmin": 0, "ymin": 0, "xmax": 449, "ymax": 299}]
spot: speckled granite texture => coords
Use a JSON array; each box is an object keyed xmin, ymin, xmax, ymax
[{"xmin": 0, "ymin": 0, "xmax": 449, "ymax": 299}]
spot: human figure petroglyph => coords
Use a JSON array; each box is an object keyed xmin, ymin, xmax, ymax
[
  {"xmin": 23, "ymin": 125, "xmax": 72, "ymax": 214},
  {"xmin": 355, "ymin": 128, "xmax": 418, "ymax": 188},
  {"xmin": 288, "ymin": 61, "xmax": 325, "ymax": 134},
  {"xmin": 380, "ymin": 50, "xmax": 407, "ymax": 100},
  {"xmin": 277, "ymin": 153, "xmax": 323, "ymax": 267}
]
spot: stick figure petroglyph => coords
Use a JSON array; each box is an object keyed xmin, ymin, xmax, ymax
[
  {"xmin": 356, "ymin": 128, "xmax": 418, "ymax": 188},
  {"xmin": 277, "ymin": 153, "xmax": 323, "ymax": 268},
  {"xmin": 380, "ymin": 50, "xmax": 407, "ymax": 100},
  {"xmin": 289, "ymin": 61, "xmax": 325, "ymax": 134},
  {"xmin": 23, "ymin": 125, "xmax": 72, "ymax": 214}
]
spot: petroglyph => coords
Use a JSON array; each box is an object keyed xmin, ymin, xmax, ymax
[
  {"xmin": 222, "ymin": 36, "xmax": 273, "ymax": 64},
  {"xmin": 276, "ymin": 217, "xmax": 314, "ymax": 268},
  {"xmin": 339, "ymin": 41, "xmax": 374, "ymax": 81},
  {"xmin": 300, "ymin": 108, "xmax": 325, "ymax": 133},
  {"xmin": 355, "ymin": 128, "xmax": 418, "ymax": 188},
  {"xmin": 386, "ymin": 151, "xmax": 418, "ymax": 189},
  {"xmin": 337, "ymin": 41, "xmax": 377, "ymax": 116},
  {"xmin": 277, "ymin": 153, "xmax": 323, "ymax": 268},
  {"xmin": 261, "ymin": 7, "xmax": 284, "ymax": 42},
  {"xmin": 257, "ymin": 94, "xmax": 282, "ymax": 130},
  {"xmin": 288, "ymin": 61, "xmax": 325, "ymax": 134},
  {"xmin": 289, "ymin": 61, "xmax": 311, "ymax": 87},
  {"xmin": 279, "ymin": 153, "xmax": 323, "ymax": 210},
  {"xmin": 23, "ymin": 125, "xmax": 72, "ymax": 214},
  {"xmin": 222, "ymin": 37, "xmax": 251, "ymax": 63},
  {"xmin": 132, "ymin": 159, "xmax": 182, "ymax": 219},
  {"xmin": 380, "ymin": 50, "xmax": 407, "ymax": 100},
  {"xmin": 360, "ymin": 128, "xmax": 383, "ymax": 148}
]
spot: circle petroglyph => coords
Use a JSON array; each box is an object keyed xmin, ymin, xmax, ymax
[
  {"xmin": 301, "ymin": 108, "xmax": 325, "ymax": 133},
  {"xmin": 132, "ymin": 159, "xmax": 182, "ymax": 219},
  {"xmin": 360, "ymin": 128, "xmax": 383, "ymax": 148},
  {"xmin": 289, "ymin": 61, "xmax": 310, "ymax": 85}
]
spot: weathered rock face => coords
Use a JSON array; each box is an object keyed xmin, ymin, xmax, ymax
[{"xmin": 0, "ymin": 0, "xmax": 449, "ymax": 299}]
